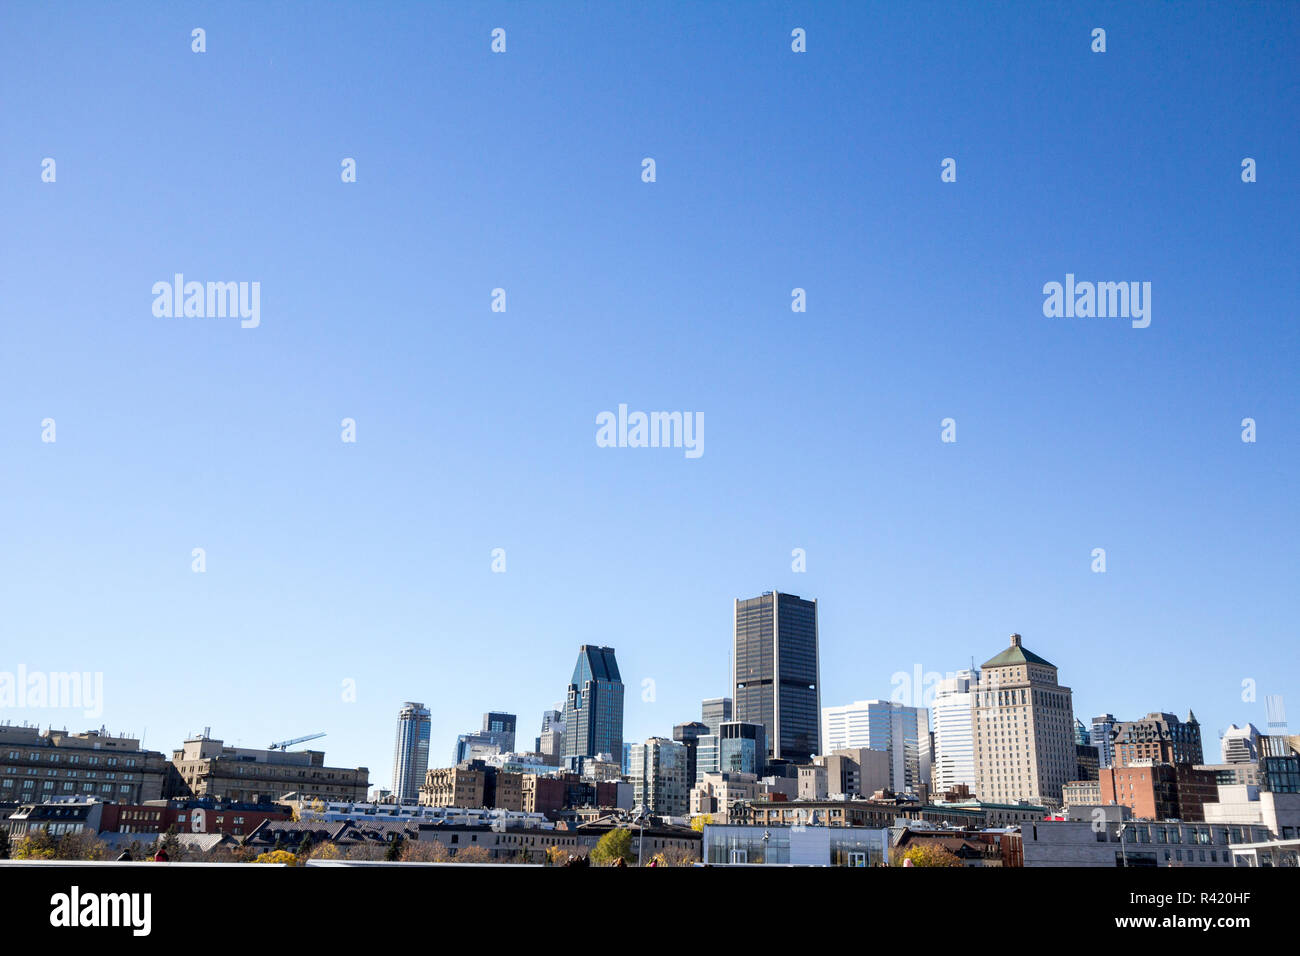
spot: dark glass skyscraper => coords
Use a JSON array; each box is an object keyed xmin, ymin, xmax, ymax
[
  {"xmin": 562, "ymin": 645, "xmax": 624, "ymax": 770},
  {"xmin": 733, "ymin": 591, "xmax": 820, "ymax": 765}
]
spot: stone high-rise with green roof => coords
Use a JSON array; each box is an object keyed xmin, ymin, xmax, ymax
[{"xmin": 972, "ymin": 633, "xmax": 1075, "ymax": 809}]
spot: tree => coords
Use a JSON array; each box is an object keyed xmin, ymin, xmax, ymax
[
  {"xmin": 589, "ymin": 828, "xmax": 635, "ymax": 866},
  {"xmin": 152, "ymin": 825, "xmax": 183, "ymax": 862},
  {"xmin": 384, "ymin": 835, "xmax": 405, "ymax": 861},
  {"xmin": 297, "ymin": 833, "xmax": 314, "ymax": 859},
  {"xmin": 544, "ymin": 844, "xmax": 569, "ymax": 866},
  {"xmin": 13, "ymin": 828, "xmax": 57, "ymax": 860},
  {"xmin": 453, "ymin": 845, "xmax": 492, "ymax": 864},
  {"xmin": 401, "ymin": 840, "xmax": 451, "ymax": 863},
  {"xmin": 56, "ymin": 830, "xmax": 109, "ymax": 861},
  {"xmin": 689, "ymin": 814, "xmax": 713, "ymax": 832},
  {"xmin": 311, "ymin": 842, "xmax": 342, "ymax": 861},
  {"xmin": 254, "ymin": 849, "xmax": 298, "ymax": 865},
  {"xmin": 658, "ymin": 844, "xmax": 698, "ymax": 867},
  {"xmin": 0, "ymin": 827, "xmax": 10, "ymax": 859},
  {"xmin": 892, "ymin": 843, "xmax": 964, "ymax": 868}
]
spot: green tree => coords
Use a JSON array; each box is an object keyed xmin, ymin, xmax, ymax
[
  {"xmin": 385, "ymin": 835, "xmax": 405, "ymax": 861},
  {"xmin": 589, "ymin": 828, "xmax": 635, "ymax": 866},
  {"xmin": 0, "ymin": 826, "xmax": 10, "ymax": 859},
  {"xmin": 297, "ymin": 833, "xmax": 314, "ymax": 859}
]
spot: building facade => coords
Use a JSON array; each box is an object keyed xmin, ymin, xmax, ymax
[
  {"xmin": 562, "ymin": 646, "xmax": 624, "ymax": 771},
  {"xmin": 626, "ymin": 737, "xmax": 690, "ymax": 817},
  {"xmin": 1111, "ymin": 712, "xmax": 1204, "ymax": 768},
  {"xmin": 701, "ymin": 697, "xmax": 733, "ymax": 736},
  {"xmin": 972, "ymin": 633, "xmax": 1075, "ymax": 808},
  {"xmin": 932, "ymin": 670, "xmax": 978, "ymax": 794},
  {"xmin": 0, "ymin": 727, "xmax": 168, "ymax": 805},
  {"xmin": 821, "ymin": 700, "xmax": 931, "ymax": 795},
  {"xmin": 733, "ymin": 591, "xmax": 820, "ymax": 764},
  {"xmin": 170, "ymin": 735, "xmax": 369, "ymax": 803},
  {"xmin": 391, "ymin": 702, "xmax": 431, "ymax": 805}
]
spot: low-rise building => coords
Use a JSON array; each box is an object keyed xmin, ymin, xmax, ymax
[
  {"xmin": 0, "ymin": 726, "xmax": 168, "ymax": 805},
  {"xmin": 892, "ymin": 825, "xmax": 1023, "ymax": 867},
  {"xmin": 169, "ymin": 734, "xmax": 369, "ymax": 803},
  {"xmin": 746, "ymin": 796, "xmax": 986, "ymax": 830},
  {"xmin": 1021, "ymin": 818, "xmax": 1271, "ymax": 866},
  {"xmin": 691, "ymin": 772, "xmax": 759, "ymax": 822},
  {"xmin": 703, "ymin": 824, "xmax": 889, "ymax": 866},
  {"xmin": 1098, "ymin": 761, "xmax": 1217, "ymax": 821},
  {"xmin": 1201, "ymin": 785, "xmax": 1300, "ymax": 839},
  {"xmin": 99, "ymin": 798, "xmax": 290, "ymax": 837},
  {"xmin": 5, "ymin": 796, "xmax": 104, "ymax": 838}
]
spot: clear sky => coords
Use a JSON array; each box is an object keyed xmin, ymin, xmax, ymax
[{"xmin": 1, "ymin": 2, "xmax": 1296, "ymax": 788}]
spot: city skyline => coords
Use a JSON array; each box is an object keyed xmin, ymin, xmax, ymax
[
  {"xmin": 2, "ymin": 600, "xmax": 1292, "ymax": 796},
  {"xmin": 1, "ymin": 2, "xmax": 1295, "ymax": 803}
]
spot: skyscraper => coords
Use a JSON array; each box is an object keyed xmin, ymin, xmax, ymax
[
  {"xmin": 733, "ymin": 591, "xmax": 820, "ymax": 764},
  {"xmin": 1091, "ymin": 714, "xmax": 1118, "ymax": 769},
  {"xmin": 821, "ymin": 699, "xmax": 931, "ymax": 794},
  {"xmin": 391, "ymin": 701, "xmax": 431, "ymax": 804},
  {"xmin": 562, "ymin": 645, "xmax": 624, "ymax": 771},
  {"xmin": 1221, "ymin": 723, "xmax": 1262, "ymax": 763},
  {"xmin": 972, "ymin": 633, "xmax": 1075, "ymax": 807},
  {"xmin": 535, "ymin": 707, "xmax": 565, "ymax": 758},
  {"xmin": 452, "ymin": 711, "xmax": 517, "ymax": 764},
  {"xmin": 673, "ymin": 721, "xmax": 711, "ymax": 786},
  {"xmin": 932, "ymin": 670, "xmax": 978, "ymax": 794},
  {"xmin": 627, "ymin": 737, "xmax": 690, "ymax": 817},
  {"xmin": 701, "ymin": 697, "xmax": 733, "ymax": 736}
]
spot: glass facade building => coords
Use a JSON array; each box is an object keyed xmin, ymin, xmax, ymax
[
  {"xmin": 822, "ymin": 699, "xmax": 932, "ymax": 795},
  {"xmin": 703, "ymin": 824, "xmax": 889, "ymax": 866},
  {"xmin": 562, "ymin": 645, "xmax": 625, "ymax": 770},
  {"xmin": 391, "ymin": 702, "xmax": 432, "ymax": 805},
  {"xmin": 733, "ymin": 592, "xmax": 820, "ymax": 765}
]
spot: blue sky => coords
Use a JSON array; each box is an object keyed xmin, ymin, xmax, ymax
[{"xmin": 1, "ymin": 2, "xmax": 1296, "ymax": 788}]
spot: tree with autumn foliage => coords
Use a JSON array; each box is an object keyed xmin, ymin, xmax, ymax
[{"xmin": 892, "ymin": 843, "xmax": 964, "ymax": 867}]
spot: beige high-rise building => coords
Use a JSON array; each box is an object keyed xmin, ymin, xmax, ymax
[{"xmin": 972, "ymin": 634, "xmax": 1075, "ymax": 809}]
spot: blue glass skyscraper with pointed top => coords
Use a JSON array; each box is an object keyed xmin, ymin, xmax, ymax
[{"xmin": 562, "ymin": 645, "xmax": 624, "ymax": 772}]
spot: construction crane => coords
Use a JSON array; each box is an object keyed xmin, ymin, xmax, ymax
[{"xmin": 268, "ymin": 732, "xmax": 326, "ymax": 752}]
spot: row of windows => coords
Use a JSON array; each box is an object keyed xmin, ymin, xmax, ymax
[{"xmin": 4, "ymin": 751, "xmax": 138, "ymax": 768}]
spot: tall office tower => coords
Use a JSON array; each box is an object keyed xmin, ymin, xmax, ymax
[
  {"xmin": 536, "ymin": 707, "xmax": 565, "ymax": 757},
  {"xmin": 673, "ymin": 721, "xmax": 711, "ymax": 785},
  {"xmin": 693, "ymin": 720, "xmax": 768, "ymax": 783},
  {"xmin": 701, "ymin": 697, "xmax": 733, "ymax": 736},
  {"xmin": 1111, "ymin": 711, "xmax": 1203, "ymax": 767},
  {"xmin": 931, "ymin": 670, "xmax": 978, "ymax": 795},
  {"xmin": 452, "ymin": 711, "xmax": 518, "ymax": 764},
  {"xmin": 972, "ymin": 634, "xmax": 1075, "ymax": 807},
  {"xmin": 821, "ymin": 700, "xmax": 931, "ymax": 794},
  {"xmin": 1221, "ymin": 723, "xmax": 1262, "ymax": 764},
  {"xmin": 733, "ymin": 591, "xmax": 820, "ymax": 764},
  {"xmin": 626, "ymin": 737, "xmax": 690, "ymax": 817},
  {"xmin": 1091, "ymin": 714, "xmax": 1118, "ymax": 769},
  {"xmin": 718, "ymin": 721, "xmax": 767, "ymax": 776},
  {"xmin": 481, "ymin": 712, "xmax": 517, "ymax": 753},
  {"xmin": 1073, "ymin": 718, "xmax": 1091, "ymax": 746},
  {"xmin": 562, "ymin": 645, "xmax": 625, "ymax": 771},
  {"xmin": 391, "ymin": 702, "xmax": 432, "ymax": 804}
]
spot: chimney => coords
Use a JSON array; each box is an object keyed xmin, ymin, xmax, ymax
[{"xmin": 1009, "ymin": 633, "xmax": 1022, "ymax": 648}]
